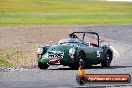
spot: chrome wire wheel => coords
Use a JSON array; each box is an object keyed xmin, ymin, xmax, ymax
[
  {"xmin": 106, "ymin": 54, "xmax": 111, "ymax": 66},
  {"xmin": 78, "ymin": 51, "xmax": 86, "ymax": 67}
]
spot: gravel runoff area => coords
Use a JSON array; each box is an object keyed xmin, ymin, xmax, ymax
[{"xmin": 0, "ymin": 24, "xmax": 132, "ymax": 88}]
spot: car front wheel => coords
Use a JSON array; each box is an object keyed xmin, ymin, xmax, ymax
[
  {"xmin": 78, "ymin": 51, "xmax": 87, "ymax": 68},
  {"xmin": 38, "ymin": 62, "xmax": 49, "ymax": 69}
]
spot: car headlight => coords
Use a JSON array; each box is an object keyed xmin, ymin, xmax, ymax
[
  {"xmin": 69, "ymin": 48, "xmax": 76, "ymax": 55},
  {"xmin": 37, "ymin": 47, "xmax": 43, "ymax": 54}
]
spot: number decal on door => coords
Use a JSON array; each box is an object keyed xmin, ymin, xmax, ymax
[{"xmin": 97, "ymin": 51, "xmax": 101, "ymax": 57}]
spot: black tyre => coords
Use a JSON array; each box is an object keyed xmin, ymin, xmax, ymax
[
  {"xmin": 78, "ymin": 51, "xmax": 86, "ymax": 68},
  {"xmin": 101, "ymin": 51, "xmax": 112, "ymax": 67},
  {"xmin": 69, "ymin": 51, "xmax": 86, "ymax": 69},
  {"xmin": 38, "ymin": 62, "xmax": 49, "ymax": 69}
]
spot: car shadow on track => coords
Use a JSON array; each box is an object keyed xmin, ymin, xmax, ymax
[
  {"xmin": 48, "ymin": 67, "xmax": 77, "ymax": 70},
  {"xmin": 90, "ymin": 65, "xmax": 132, "ymax": 69},
  {"xmin": 47, "ymin": 65, "xmax": 132, "ymax": 70}
]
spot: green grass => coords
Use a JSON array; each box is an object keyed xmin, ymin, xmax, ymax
[
  {"xmin": 0, "ymin": 49, "xmax": 24, "ymax": 67},
  {"xmin": 0, "ymin": 0, "xmax": 132, "ymax": 25},
  {"xmin": 0, "ymin": 12, "xmax": 132, "ymax": 25},
  {"xmin": 0, "ymin": 59, "xmax": 10, "ymax": 67},
  {"xmin": 0, "ymin": 0, "xmax": 132, "ymax": 13}
]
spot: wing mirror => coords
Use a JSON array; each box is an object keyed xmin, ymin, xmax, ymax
[{"xmin": 50, "ymin": 41, "xmax": 53, "ymax": 45}]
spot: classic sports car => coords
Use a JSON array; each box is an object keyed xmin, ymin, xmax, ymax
[{"xmin": 37, "ymin": 32, "xmax": 113, "ymax": 69}]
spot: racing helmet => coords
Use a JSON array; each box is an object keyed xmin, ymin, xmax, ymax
[{"xmin": 69, "ymin": 33, "xmax": 77, "ymax": 38}]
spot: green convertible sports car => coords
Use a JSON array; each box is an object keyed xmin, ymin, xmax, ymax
[{"xmin": 37, "ymin": 32, "xmax": 113, "ymax": 69}]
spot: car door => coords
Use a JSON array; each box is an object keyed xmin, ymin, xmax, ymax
[{"xmin": 85, "ymin": 46, "xmax": 103, "ymax": 63}]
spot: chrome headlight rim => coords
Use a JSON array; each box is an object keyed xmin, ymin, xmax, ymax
[
  {"xmin": 69, "ymin": 47, "xmax": 76, "ymax": 55},
  {"xmin": 37, "ymin": 47, "xmax": 43, "ymax": 54}
]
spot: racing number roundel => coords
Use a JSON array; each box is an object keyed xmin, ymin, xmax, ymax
[{"xmin": 97, "ymin": 51, "xmax": 101, "ymax": 57}]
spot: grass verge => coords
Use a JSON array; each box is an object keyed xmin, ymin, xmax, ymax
[
  {"xmin": 0, "ymin": 0, "xmax": 132, "ymax": 13},
  {"xmin": 0, "ymin": 49, "xmax": 24, "ymax": 67},
  {"xmin": 0, "ymin": 0, "xmax": 132, "ymax": 25},
  {"xmin": 0, "ymin": 12, "xmax": 132, "ymax": 25}
]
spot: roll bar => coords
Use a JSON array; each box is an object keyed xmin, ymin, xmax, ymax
[{"xmin": 72, "ymin": 32, "xmax": 100, "ymax": 47}]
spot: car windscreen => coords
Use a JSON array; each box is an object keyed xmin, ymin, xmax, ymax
[{"xmin": 58, "ymin": 38, "xmax": 84, "ymax": 44}]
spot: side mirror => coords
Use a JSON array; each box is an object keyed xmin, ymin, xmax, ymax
[{"xmin": 50, "ymin": 41, "xmax": 53, "ymax": 45}]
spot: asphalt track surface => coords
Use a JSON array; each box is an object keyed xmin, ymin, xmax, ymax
[{"xmin": 0, "ymin": 24, "xmax": 132, "ymax": 88}]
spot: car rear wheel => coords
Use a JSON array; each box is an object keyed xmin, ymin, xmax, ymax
[
  {"xmin": 101, "ymin": 52, "xmax": 112, "ymax": 67},
  {"xmin": 38, "ymin": 62, "xmax": 49, "ymax": 69}
]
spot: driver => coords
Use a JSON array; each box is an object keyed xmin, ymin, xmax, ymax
[{"xmin": 68, "ymin": 33, "xmax": 77, "ymax": 43}]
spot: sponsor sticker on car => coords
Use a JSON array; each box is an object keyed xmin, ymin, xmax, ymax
[{"xmin": 48, "ymin": 51, "xmax": 64, "ymax": 59}]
